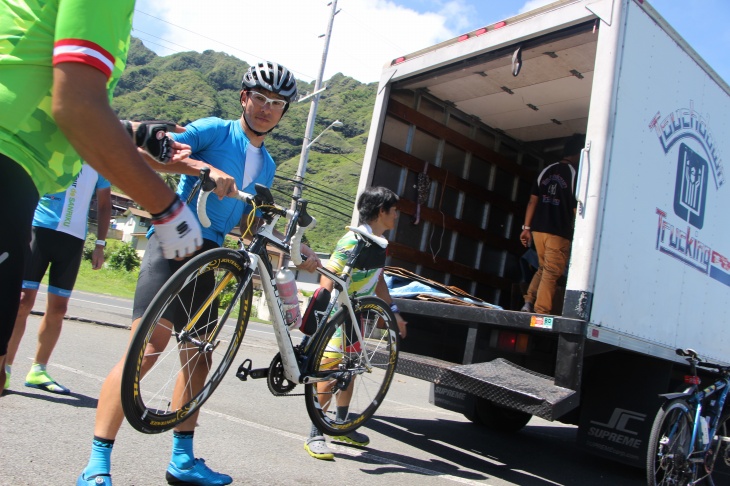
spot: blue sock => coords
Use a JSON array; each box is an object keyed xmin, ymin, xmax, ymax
[
  {"xmin": 83, "ymin": 436, "xmax": 114, "ymax": 477},
  {"xmin": 171, "ymin": 431, "xmax": 195, "ymax": 469}
]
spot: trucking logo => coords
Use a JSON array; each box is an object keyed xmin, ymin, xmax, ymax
[{"xmin": 649, "ymin": 102, "xmax": 730, "ymax": 287}]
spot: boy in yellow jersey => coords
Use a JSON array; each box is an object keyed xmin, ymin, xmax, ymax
[{"xmin": 304, "ymin": 187, "xmax": 408, "ymax": 460}]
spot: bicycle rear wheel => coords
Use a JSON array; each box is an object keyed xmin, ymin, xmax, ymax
[
  {"xmin": 647, "ymin": 399, "xmax": 697, "ymax": 486},
  {"xmin": 121, "ymin": 248, "xmax": 253, "ymax": 434},
  {"xmin": 304, "ymin": 296, "xmax": 399, "ymax": 436}
]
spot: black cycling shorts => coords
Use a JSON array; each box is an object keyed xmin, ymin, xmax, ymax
[
  {"xmin": 23, "ymin": 227, "xmax": 84, "ymax": 297},
  {"xmin": 0, "ymin": 154, "xmax": 39, "ymax": 355},
  {"xmin": 132, "ymin": 233, "xmax": 218, "ymax": 330}
]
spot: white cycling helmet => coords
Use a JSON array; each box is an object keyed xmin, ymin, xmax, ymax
[{"xmin": 241, "ymin": 61, "xmax": 298, "ymax": 103}]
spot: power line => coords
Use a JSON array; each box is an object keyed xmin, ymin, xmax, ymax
[
  {"xmin": 274, "ymin": 176, "xmax": 355, "ymax": 215},
  {"xmin": 273, "ymin": 177, "xmax": 355, "ymax": 216},
  {"xmin": 133, "ymin": 28, "xmax": 199, "ymax": 54},
  {"xmin": 143, "ymin": 85, "xmax": 224, "ymax": 114},
  {"xmin": 274, "ymin": 171, "xmax": 355, "ymax": 202},
  {"xmin": 268, "ymin": 186, "xmax": 351, "ymax": 223},
  {"xmin": 134, "ymin": 9, "xmax": 317, "ymax": 81},
  {"xmin": 313, "ymin": 143, "xmax": 364, "ymax": 166}
]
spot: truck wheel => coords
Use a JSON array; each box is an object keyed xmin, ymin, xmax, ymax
[{"xmin": 465, "ymin": 398, "xmax": 532, "ymax": 432}]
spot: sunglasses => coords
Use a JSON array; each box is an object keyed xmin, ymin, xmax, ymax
[{"xmin": 247, "ymin": 90, "xmax": 288, "ymax": 111}]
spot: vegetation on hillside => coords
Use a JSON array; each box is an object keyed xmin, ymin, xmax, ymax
[{"xmin": 111, "ymin": 38, "xmax": 377, "ymax": 252}]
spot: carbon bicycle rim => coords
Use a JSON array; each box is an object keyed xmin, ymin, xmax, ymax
[
  {"xmin": 647, "ymin": 399, "xmax": 697, "ymax": 486},
  {"xmin": 304, "ymin": 296, "xmax": 399, "ymax": 436},
  {"xmin": 121, "ymin": 248, "xmax": 252, "ymax": 434}
]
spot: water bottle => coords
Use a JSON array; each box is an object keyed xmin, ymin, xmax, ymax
[
  {"xmin": 276, "ymin": 267, "xmax": 301, "ymax": 330},
  {"xmin": 698, "ymin": 415, "xmax": 710, "ymax": 447}
]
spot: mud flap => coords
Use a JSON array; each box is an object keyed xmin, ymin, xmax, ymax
[{"xmin": 577, "ymin": 353, "xmax": 671, "ymax": 467}]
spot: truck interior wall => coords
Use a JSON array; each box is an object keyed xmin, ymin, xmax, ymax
[
  {"xmin": 373, "ymin": 22, "xmax": 600, "ymax": 311},
  {"xmin": 373, "ymin": 92, "xmax": 551, "ymax": 308}
]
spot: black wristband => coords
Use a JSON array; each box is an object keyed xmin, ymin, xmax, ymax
[
  {"xmin": 121, "ymin": 120, "xmax": 134, "ymax": 139},
  {"xmin": 150, "ymin": 196, "xmax": 183, "ymax": 222}
]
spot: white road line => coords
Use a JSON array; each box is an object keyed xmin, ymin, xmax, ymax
[
  {"xmin": 201, "ymin": 408, "xmax": 490, "ymax": 485},
  {"xmin": 49, "ymin": 362, "xmax": 490, "ymax": 485},
  {"xmin": 34, "ymin": 288, "xmax": 133, "ymax": 311},
  {"xmin": 69, "ymin": 296, "xmax": 132, "ymax": 311}
]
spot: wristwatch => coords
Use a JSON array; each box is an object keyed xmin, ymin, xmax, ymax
[
  {"xmin": 95, "ymin": 240, "xmax": 106, "ymax": 247},
  {"xmin": 521, "ymin": 225, "xmax": 531, "ymax": 230}
]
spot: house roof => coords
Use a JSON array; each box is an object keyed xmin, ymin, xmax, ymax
[{"xmin": 123, "ymin": 207, "xmax": 152, "ymax": 218}]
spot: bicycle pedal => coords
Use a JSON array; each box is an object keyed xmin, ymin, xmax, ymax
[{"xmin": 236, "ymin": 358, "xmax": 253, "ymax": 381}]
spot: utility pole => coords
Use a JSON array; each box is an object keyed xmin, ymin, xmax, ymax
[{"xmin": 293, "ymin": 0, "xmax": 339, "ymax": 202}]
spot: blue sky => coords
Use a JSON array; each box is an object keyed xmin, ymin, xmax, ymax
[{"xmin": 133, "ymin": 0, "xmax": 729, "ymax": 84}]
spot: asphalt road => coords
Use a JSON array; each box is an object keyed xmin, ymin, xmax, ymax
[{"xmin": 0, "ymin": 288, "xmax": 646, "ymax": 486}]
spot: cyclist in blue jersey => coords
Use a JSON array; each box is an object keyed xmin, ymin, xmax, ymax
[
  {"xmin": 4, "ymin": 163, "xmax": 111, "ymax": 395},
  {"xmin": 79, "ymin": 62, "xmax": 321, "ymax": 486}
]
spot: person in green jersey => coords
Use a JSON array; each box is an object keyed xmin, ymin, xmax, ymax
[
  {"xmin": 304, "ymin": 186, "xmax": 408, "ymax": 460},
  {"xmin": 0, "ymin": 0, "xmax": 202, "ymax": 421}
]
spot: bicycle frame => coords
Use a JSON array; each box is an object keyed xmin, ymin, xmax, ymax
[
  {"xmin": 252, "ymin": 239, "xmax": 373, "ymax": 385},
  {"xmin": 195, "ymin": 171, "xmax": 384, "ymax": 388},
  {"xmin": 687, "ymin": 379, "xmax": 730, "ymax": 456}
]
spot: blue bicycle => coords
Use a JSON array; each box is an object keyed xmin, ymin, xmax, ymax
[{"xmin": 647, "ymin": 348, "xmax": 730, "ymax": 486}]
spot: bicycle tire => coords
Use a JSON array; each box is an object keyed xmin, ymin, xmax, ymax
[
  {"xmin": 304, "ymin": 296, "xmax": 399, "ymax": 435},
  {"xmin": 121, "ymin": 248, "xmax": 253, "ymax": 434},
  {"xmin": 647, "ymin": 399, "xmax": 697, "ymax": 486}
]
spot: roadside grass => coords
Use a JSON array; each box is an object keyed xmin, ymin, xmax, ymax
[
  {"xmin": 46, "ymin": 261, "xmax": 272, "ymax": 324},
  {"xmin": 39, "ymin": 260, "xmax": 139, "ymax": 299}
]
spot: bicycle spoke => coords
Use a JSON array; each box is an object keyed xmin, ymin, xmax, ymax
[
  {"xmin": 121, "ymin": 249, "xmax": 253, "ymax": 434},
  {"xmin": 305, "ymin": 296, "xmax": 399, "ymax": 436}
]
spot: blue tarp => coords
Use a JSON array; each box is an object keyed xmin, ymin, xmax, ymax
[{"xmin": 384, "ymin": 274, "xmax": 502, "ymax": 309}]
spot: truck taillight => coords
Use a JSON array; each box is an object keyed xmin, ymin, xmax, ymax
[
  {"xmin": 493, "ymin": 21, "xmax": 506, "ymax": 29},
  {"xmin": 392, "ymin": 56, "xmax": 406, "ymax": 65},
  {"xmin": 493, "ymin": 331, "xmax": 529, "ymax": 353},
  {"xmin": 475, "ymin": 27, "xmax": 487, "ymax": 36},
  {"xmin": 458, "ymin": 34, "xmax": 469, "ymax": 42},
  {"xmin": 684, "ymin": 375, "xmax": 701, "ymax": 385}
]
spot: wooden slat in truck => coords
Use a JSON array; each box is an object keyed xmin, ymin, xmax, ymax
[{"xmin": 358, "ymin": 0, "xmax": 730, "ymax": 469}]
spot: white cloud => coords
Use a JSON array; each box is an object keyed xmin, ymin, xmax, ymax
[
  {"xmin": 517, "ymin": 0, "xmax": 557, "ymax": 14},
  {"xmin": 132, "ymin": 0, "xmax": 468, "ymax": 84}
]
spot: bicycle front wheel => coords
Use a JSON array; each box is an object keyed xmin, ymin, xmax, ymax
[
  {"xmin": 121, "ymin": 248, "xmax": 253, "ymax": 434},
  {"xmin": 647, "ymin": 399, "xmax": 697, "ymax": 486},
  {"xmin": 304, "ymin": 296, "xmax": 399, "ymax": 436}
]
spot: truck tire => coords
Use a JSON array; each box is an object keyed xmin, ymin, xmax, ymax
[{"xmin": 465, "ymin": 397, "xmax": 532, "ymax": 432}]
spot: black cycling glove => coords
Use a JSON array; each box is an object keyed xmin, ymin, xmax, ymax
[{"xmin": 121, "ymin": 120, "xmax": 177, "ymax": 163}]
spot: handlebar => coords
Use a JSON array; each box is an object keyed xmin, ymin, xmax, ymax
[
  {"xmin": 347, "ymin": 225, "xmax": 389, "ymax": 249},
  {"xmin": 195, "ymin": 167, "xmax": 316, "ymax": 265}
]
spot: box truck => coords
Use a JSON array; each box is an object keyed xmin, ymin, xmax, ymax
[{"xmin": 357, "ymin": 0, "xmax": 730, "ymax": 469}]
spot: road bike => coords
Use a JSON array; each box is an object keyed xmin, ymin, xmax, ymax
[
  {"xmin": 120, "ymin": 169, "xmax": 399, "ymax": 437},
  {"xmin": 647, "ymin": 348, "xmax": 730, "ymax": 486}
]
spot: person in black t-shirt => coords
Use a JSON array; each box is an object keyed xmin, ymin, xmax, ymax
[{"xmin": 519, "ymin": 133, "xmax": 585, "ymax": 314}]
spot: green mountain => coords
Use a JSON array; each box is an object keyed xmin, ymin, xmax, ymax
[{"xmin": 112, "ymin": 37, "xmax": 377, "ymax": 252}]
